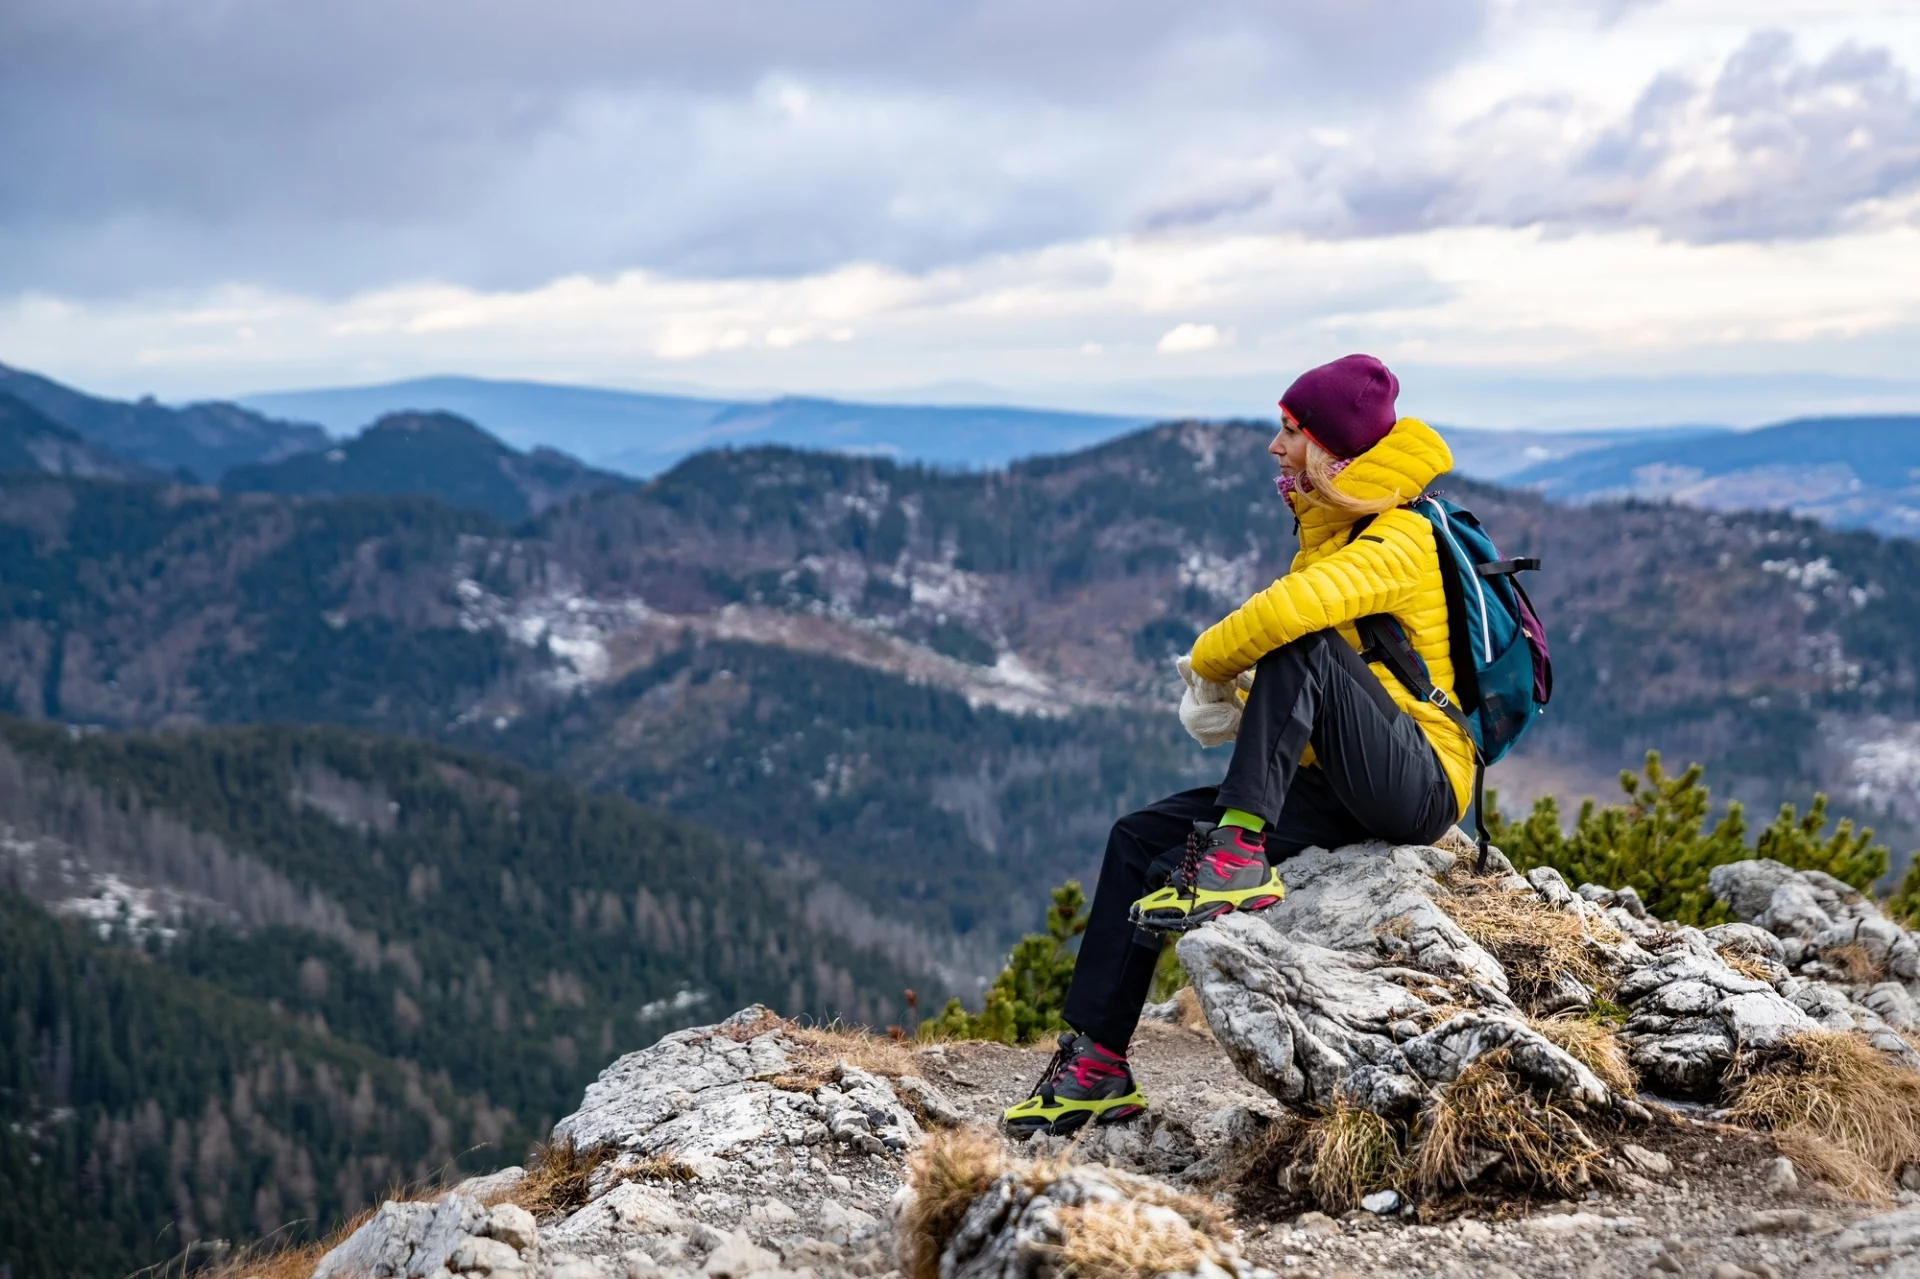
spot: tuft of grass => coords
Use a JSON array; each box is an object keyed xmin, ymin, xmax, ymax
[
  {"xmin": 1414, "ymin": 1050, "xmax": 1606, "ymax": 1198},
  {"xmin": 1533, "ymin": 1014, "xmax": 1637, "ymax": 1096},
  {"xmin": 1438, "ymin": 878, "xmax": 1620, "ymax": 1015},
  {"xmin": 1819, "ymin": 942, "xmax": 1887, "ymax": 986},
  {"xmin": 789, "ymin": 1020, "xmax": 930, "ymax": 1078},
  {"xmin": 608, "ymin": 1154, "xmax": 698, "ymax": 1188},
  {"xmin": 1302, "ymin": 1093, "xmax": 1405, "ymax": 1212},
  {"xmin": 1053, "ymin": 1201, "xmax": 1226, "ymax": 1279},
  {"xmin": 1775, "ymin": 1130, "xmax": 1889, "ymax": 1204},
  {"xmin": 901, "ymin": 1127, "xmax": 1007, "ymax": 1279},
  {"xmin": 1716, "ymin": 947, "xmax": 1779, "ymax": 984},
  {"xmin": 1170, "ymin": 987, "xmax": 1211, "ymax": 1035},
  {"xmin": 513, "ymin": 1136, "xmax": 616, "ymax": 1219},
  {"xmin": 714, "ymin": 1007, "xmax": 787, "ymax": 1043},
  {"xmin": 1724, "ymin": 1031, "xmax": 1920, "ymax": 1202}
]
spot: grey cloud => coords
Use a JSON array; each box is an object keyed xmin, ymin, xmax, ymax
[
  {"xmin": 1314, "ymin": 30, "xmax": 1920, "ymax": 242},
  {"xmin": 0, "ymin": 0, "xmax": 1487, "ymax": 295}
]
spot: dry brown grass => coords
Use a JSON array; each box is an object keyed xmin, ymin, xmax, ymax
[
  {"xmin": 1820, "ymin": 942, "xmax": 1888, "ymax": 985},
  {"xmin": 1301, "ymin": 1093, "xmax": 1405, "ymax": 1212},
  {"xmin": 713, "ymin": 1007, "xmax": 787, "ymax": 1042},
  {"xmin": 193, "ymin": 1200, "xmax": 385, "ymax": 1279},
  {"xmin": 787, "ymin": 1021, "xmax": 929, "ymax": 1079},
  {"xmin": 1533, "ymin": 1014, "xmax": 1637, "ymax": 1096},
  {"xmin": 512, "ymin": 1136, "xmax": 616, "ymax": 1218},
  {"xmin": 1053, "ymin": 1201, "xmax": 1228, "ymax": 1279},
  {"xmin": 1724, "ymin": 1031, "xmax": 1920, "ymax": 1202},
  {"xmin": 1414, "ymin": 1050, "xmax": 1606, "ymax": 1198},
  {"xmin": 901, "ymin": 1127, "xmax": 1008, "ymax": 1279},
  {"xmin": 607, "ymin": 1153, "xmax": 698, "ymax": 1189},
  {"xmin": 1438, "ymin": 880, "xmax": 1620, "ymax": 1014},
  {"xmin": 1716, "ymin": 948, "xmax": 1779, "ymax": 984},
  {"xmin": 1170, "ymin": 987, "xmax": 1212, "ymax": 1034}
]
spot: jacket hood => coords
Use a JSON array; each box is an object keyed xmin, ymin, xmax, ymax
[{"xmin": 1292, "ymin": 416, "xmax": 1452, "ymax": 551}]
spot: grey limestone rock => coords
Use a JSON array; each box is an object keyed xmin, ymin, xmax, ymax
[
  {"xmin": 312, "ymin": 1195, "xmax": 489, "ymax": 1279},
  {"xmin": 1700, "ymin": 923, "xmax": 1785, "ymax": 965},
  {"xmin": 552, "ymin": 1007, "xmax": 921, "ymax": 1176},
  {"xmin": 1836, "ymin": 1205, "xmax": 1920, "ymax": 1256},
  {"xmin": 1177, "ymin": 842, "xmax": 1617, "ymax": 1116},
  {"xmin": 935, "ymin": 1163, "xmax": 1266, "ymax": 1279}
]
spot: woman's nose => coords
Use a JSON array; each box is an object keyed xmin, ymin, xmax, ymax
[{"xmin": 1268, "ymin": 432, "xmax": 1286, "ymax": 456}]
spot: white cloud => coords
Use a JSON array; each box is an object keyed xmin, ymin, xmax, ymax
[
  {"xmin": 1156, "ymin": 323, "xmax": 1231, "ymax": 354},
  {"xmin": 12, "ymin": 220, "xmax": 1920, "ymax": 414}
]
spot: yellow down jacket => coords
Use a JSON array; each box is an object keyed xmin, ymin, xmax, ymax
[{"xmin": 1188, "ymin": 417, "xmax": 1474, "ymax": 817}]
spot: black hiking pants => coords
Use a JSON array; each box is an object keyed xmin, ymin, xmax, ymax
[{"xmin": 1061, "ymin": 629, "xmax": 1458, "ymax": 1054}]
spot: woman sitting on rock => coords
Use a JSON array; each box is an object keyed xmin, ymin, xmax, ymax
[{"xmin": 1004, "ymin": 354, "xmax": 1474, "ymax": 1135}]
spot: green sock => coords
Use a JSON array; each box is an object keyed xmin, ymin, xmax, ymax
[{"xmin": 1218, "ymin": 808, "xmax": 1266, "ymax": 833}]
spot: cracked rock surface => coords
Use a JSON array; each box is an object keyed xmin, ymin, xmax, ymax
[{"xmin": 1175, "ymin": 842, "xmax": 1619, "ymax": 1115}]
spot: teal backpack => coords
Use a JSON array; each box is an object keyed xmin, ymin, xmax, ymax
[{"xmin": 1349, "ymin": 495, "xmax": 1552, "ymax": 868}]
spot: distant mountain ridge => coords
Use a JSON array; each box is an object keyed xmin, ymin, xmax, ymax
[
  {"xmin": 223, "ymin": 410, "xmax": 630, "ymax": 522},
  {"xmin": 1513, "ymin": 414, "xmax": 1920, "ymax": 539},
  {"xmin": 0, "ymin": 391, "xmax": 155, "ymax": 480},
  {"xmin": 0, "ymin": 361, "xmax": 327, "ymax": 481},
  {"xmin": 238, "ymin": 374, "xmax": 1157, "ymax": 475}
]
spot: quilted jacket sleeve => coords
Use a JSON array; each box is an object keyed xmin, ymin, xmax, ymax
[{"xmin": 1189, "ymin": 513, "xmax": 1431, "ymax": 682}]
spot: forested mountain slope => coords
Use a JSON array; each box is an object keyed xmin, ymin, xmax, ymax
[
  {"xmin": 1, "ymin": 891, "xmax": 491, "ymax": 1279},
  {"xmin": 0, "ymin": 719, "xmax": 901, "ymax": 1276},
  {"xmin": 2, "ymin": 422, "xmax": 1917, "ymax": 961},
  {"xmin": 223, "ymin": 411, "xmax": 629, "ymax": 522}
]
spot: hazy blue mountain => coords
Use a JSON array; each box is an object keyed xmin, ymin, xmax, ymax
[
  {"xmin": 0, "ymin": 362, "xmax": 328, "ymax": 481},
  {"xmin": 238, "ymin": 374, "xmax": 1154, "ymax": 474},
  {"xmin": 1512, "ymin": 415, "xmax": 1920, "ymax": 539},
  {"xmin": 222, "ymin": 409, "xmax": 629, "ymax": 522},
  {"xmin": 1440, "ymin": 423, "xmax": 1730, "ymax": 482},
  {"xmin": 0, "ymin": 391, "xmax": 155, "ymax": 479}
]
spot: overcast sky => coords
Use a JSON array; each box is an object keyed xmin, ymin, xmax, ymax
[{"xmin": 5, "ymin": 0, "xmax": 1920, "ymax": 426}]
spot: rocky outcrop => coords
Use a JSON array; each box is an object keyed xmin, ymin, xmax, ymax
[
  {"xmin": 310, "ymin": 1007, "xmax": 934, "ymax": 1279},
  {"xmin": 1175, "ymin": 841, "xmax": 1622, "ymax": 1116},
  {"xmin": 937, "ymin": 1161, "xmax": 1270, "ymax": 1279},
  {"xmin": 1178, "ymin": 836, "xmax": 1916, "ymax": 1107},
  {"xmin": 1710, "ymin": 859, "xmax": 1920, "ymax": 1065},
  {"xmin": 311, "ymin": 1197, "xmax": 537, "ymax": 1279},
  {"xmin": 308, "ymin": 845, "xmax": 1920, "ymax": 1279},
  {"xmin": 552, "ymin": 1009, "xmax": 923, "ymax": 1172}
]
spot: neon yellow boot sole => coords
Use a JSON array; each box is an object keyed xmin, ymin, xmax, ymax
[
  {"xmin": 1002, "ymin": 1087, "xmax": 1148, "ymax": 1136},
  {"xmin": 1127, "ymin": 870, "xmax": 1285, "ymax": 934}
]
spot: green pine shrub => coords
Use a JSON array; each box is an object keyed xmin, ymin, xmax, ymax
[
  {"xmin": 1885, "ymin": 861, "xmax": 1920, "ymax": 929},
  {"xmin": 923, "ymin": 881, "xmax": 1087, "ymax": 1044},
  {"xmin": 1489, "ymin": 750, "xmax": 1893, "ymax": 927}
]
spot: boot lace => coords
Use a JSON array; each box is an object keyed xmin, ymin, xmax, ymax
[
  {"xmin": 1031, "ymin": 1032, "xmax": 1078, "ymax": 1106},
  {"xmin": 1177, "ymin": 824, "xmax": 1206, "ymax": 897}
]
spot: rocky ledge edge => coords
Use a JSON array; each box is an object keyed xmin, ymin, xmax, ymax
[{"xmin": 294, "ymin": 838, "xmax": 1920, "ymax": 1279}]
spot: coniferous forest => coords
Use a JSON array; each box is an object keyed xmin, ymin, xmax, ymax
[{"xmin": 0, "ymin": 720, "xmax": 899, "ymax": 1278}]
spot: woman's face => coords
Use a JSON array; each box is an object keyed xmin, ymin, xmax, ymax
[{"xmin": 1270, "ymin": 409, "xmax": 1310, "ymax": 475}]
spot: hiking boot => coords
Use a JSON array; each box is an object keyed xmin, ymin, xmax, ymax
[
  {"xmin": 1002, "ymin": 1032, "xmax": 1147, "ymax": 1137},
  {"xmin": 1128, "ymin": 821, "xmax": 1285, "ymax": 934}
]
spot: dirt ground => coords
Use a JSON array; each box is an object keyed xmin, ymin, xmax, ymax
[{"xmin": 912, "ymin": 1022, "xmax": 1885, "ymax": 1279}]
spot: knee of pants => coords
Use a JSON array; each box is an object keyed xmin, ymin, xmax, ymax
[
  {"xmin": 1106, "ymin": 811, "xmax": 1167, "ymax": 873},
  {"xmin": 1257, "ymin": 629, "xmax": 1334, "ymax": 665}
]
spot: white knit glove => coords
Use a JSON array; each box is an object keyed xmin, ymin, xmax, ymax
[{"xmin": 1176, "ymin": 655, "xmax": 1253, "ymax": 747}]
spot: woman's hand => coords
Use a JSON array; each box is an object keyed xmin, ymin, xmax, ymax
[{"xmin": 1175, "ymin": 655, "xmax": 1251, "ymax": 746}]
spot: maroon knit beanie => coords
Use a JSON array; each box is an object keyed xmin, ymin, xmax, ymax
[{"xmin": 1279, "ymin": 354, "xmax": 1400, "ymax": 459}]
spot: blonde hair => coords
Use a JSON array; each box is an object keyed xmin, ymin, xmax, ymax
[{"xmin": 1299, "ymin": 440, "xmax": 1400, "ymax": 519}]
